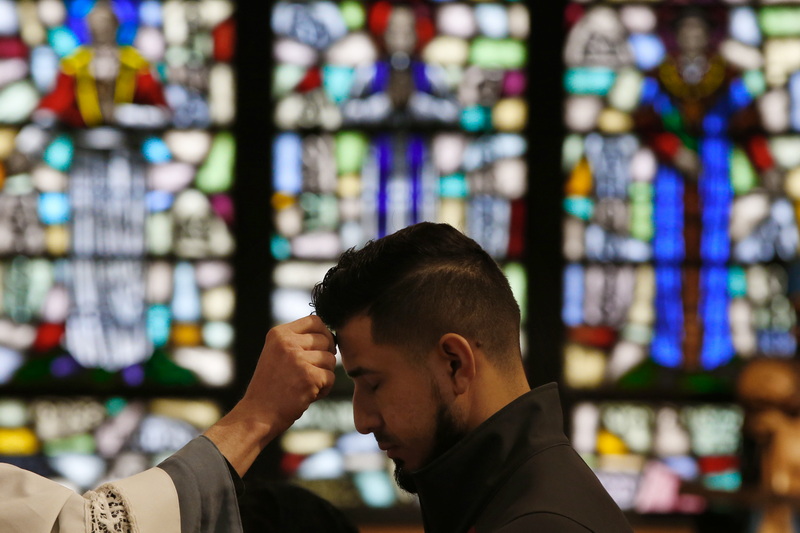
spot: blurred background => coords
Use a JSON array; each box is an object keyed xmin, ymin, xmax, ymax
[{"xmin": 2, "ymin": 1, "xmax": 800, "ymax": 532}]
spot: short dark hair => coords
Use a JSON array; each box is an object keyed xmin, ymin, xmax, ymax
[{"xmin": 311, "ymin": 223, "xmax": 521, "ymax": 367}]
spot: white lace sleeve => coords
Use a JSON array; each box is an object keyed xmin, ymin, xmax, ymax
[
  {"xmin": 84, "ymin": 484, "xmax": 137, "ymax": 533},
  {"xmin": 83, "ymin": 467, "xmax": 180, "ymax": 533},
  {"xmin": 0, "ymin": 463, "xmax": 179, "ymax": 533}
]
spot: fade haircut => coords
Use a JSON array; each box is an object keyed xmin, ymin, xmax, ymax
[{"xmin": 311, "ymin": 223, "xmax": 521, "ymax": 368}]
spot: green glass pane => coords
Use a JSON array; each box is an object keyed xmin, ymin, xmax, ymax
[
  {"xmin": 44, "ymin": 433, "xmax": 96, "ymax": 456},
  {"xmin": 759, "ymin": 7, "xmax": 800, "ymax": 37},
  {"xmin": 273, "ymin": 65, "xmax": 306, "ymax": 97},
  {"xmin": 335, "ymin": 132, "xmax": 368, "ymax": 174},
  {"xmin": 340, "ymin": 1, "xmax": 366, "ymax": 30},
  {"xmin": 730, "ymin": 148, "xmax": 757, "ymax": 195},
  {"xmin": 504, "ymin": 262, "xmax": 527, "ymax": 322},
  {"xmin": 470, "ymin": 38, "xmax": 526, "ymax": 69},
  {"xmin": 628, "ymin": 182, "xmax": 652, "ymax": 201},
  {"xmin": 195, "ymin": 132, "xmax": 235, "ymax": 193},
  {"xmin": 743, "ymin": 70, "xmax": 766, "ymax": 98},
  {"xmin": 562, "ymin": 134, "xmax": 585, "ymax": 173},
  {"xmin": 145, "ymin": 349, "xmax": 198, "ymax": 386},
  {"xmin": 4, "ymin": 174, "xmax": 35, "ymax": 195}
]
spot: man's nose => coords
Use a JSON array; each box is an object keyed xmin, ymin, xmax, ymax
[{"xmin": 352, "ymin": 395, "xmax": 381, "ymax": 435}]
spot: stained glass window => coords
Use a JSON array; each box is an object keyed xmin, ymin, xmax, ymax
[
  {"xmin": 562, "ymin": 0, "xmax": 800, "ymax": 516},
  {"xmin": 0, "ymin": 0, "xmax": 236, "ymax": 389},
  {"xmin": 0, "ymin": 396, "xmax": 220, "ymax": 490},
  {"xmin": 573, "ymin": 401, "xmax": 743, "ymax": 513},
  {"xmin": 270, "ymin": 0, "xmax": 530, "ymax": 512},
  {"xmin": 0, "ymin": 0, "xmax": 233, "ymax": 489}
]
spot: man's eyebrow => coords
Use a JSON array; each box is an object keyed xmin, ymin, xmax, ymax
[{"xmin": 347, "ymin": 366, "xmax": 376, "ymax": 379}]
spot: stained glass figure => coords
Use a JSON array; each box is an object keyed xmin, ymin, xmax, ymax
[
  {"xmin": 563, "ymin": 0, "xmax": 800, "ymax": 521},
  {"xmin": 562, "ymin": 1, "xmax": 800, "ymax": 389},
  {"xmin": 270, "ymin": 0, "xmax": 530, "ymax": 512},
  {"xmin": 0, "ymin": 0, "xmax": 236, "ymax": 388}
]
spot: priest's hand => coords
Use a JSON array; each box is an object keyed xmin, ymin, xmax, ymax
[{"xmin": 204, "ymin": 316, "xmax": 336, "ymax": 476}]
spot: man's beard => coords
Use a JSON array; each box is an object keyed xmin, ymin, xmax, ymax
[{"xmin": 392, "ymin": 397, "xmax": 468, "ymax": 494}]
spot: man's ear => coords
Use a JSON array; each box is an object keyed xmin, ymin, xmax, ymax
[{"xmin": 436, "ymin": 333, "xmax": 476, "ymax": 395}]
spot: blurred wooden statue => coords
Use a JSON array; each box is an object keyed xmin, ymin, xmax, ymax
[{"xmin": 738, "ymin": 358, "xmax": 800, "ymax": 533}]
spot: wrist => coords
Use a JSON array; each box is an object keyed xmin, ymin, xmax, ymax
[
  {"xmin": 203, "ymin": 404, "xmax": 283, "ymax": 477},
  {"xmin": 233, "ymin": 402, "xmax": 286, "ymax": 447}
]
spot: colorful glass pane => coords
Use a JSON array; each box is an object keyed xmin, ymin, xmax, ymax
[
  {"xmin": 562, "ymin": 0, "xmax": 800, "ymax": 519},
  {"xmin": 271, "ymin": 0, "xmax": 530, "ymax": 511},
  {"xmin": 571, "ymin": 401, "xmax": 743, "ymax": 513},
  {"xmin": 0, "ymin": 396, "xmax": 220, "ymax": 490},
  {"xmin": 562, "ymin": 0, "xmax": 800, "ymax": 389},
  {"xmin": 0, "ymin": 0, "xmax": 236, "ymax": 389}
]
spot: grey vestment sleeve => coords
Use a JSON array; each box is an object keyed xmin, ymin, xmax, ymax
[{"xmin": 158, "ymin": 435, "xmax": 244, "ymax": 533}]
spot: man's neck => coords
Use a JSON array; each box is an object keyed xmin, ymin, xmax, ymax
[{"xmin": 465, "ymin": 369, "xmax": 530, "ymax": 431}]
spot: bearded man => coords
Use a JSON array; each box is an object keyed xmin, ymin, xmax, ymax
[{"xmin": 312, "ymin": 222, "xmax": 632, "ymax": 533}]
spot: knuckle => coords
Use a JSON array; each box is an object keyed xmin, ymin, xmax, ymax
[
  {"xmin": 268, "ymin": 327, "xmax": 295, "ymax": 349},
  {"xmin": 265, "ymin": 327, "xmax": 282, "ymax": 343}
]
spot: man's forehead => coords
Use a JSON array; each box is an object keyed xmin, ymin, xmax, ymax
[
  {"xmin": 337, "ymin": 317, "xmax": 393, "ymax": 374},
  {"xmin": 338, "ymin": 339, "xmax": 376, "ymax": 373},
  {"xmin": 336, "ymin": 315, "xmax": 374, "ymax": 346},
  {"xmin": 335, "ymin": 325, "xmax": 364, "ymax": 371}
]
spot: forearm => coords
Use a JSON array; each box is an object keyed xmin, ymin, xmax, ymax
[
  {"xmin": 202, "ymin": 401, "xmax": 283, "ymax": 478},
  {"xmin": 203, "ymin": 317, "xmax": 336, "ymax": 477}
]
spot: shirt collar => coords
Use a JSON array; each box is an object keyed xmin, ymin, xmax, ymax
[{"xmin": 410, "ymin": 383, "xmax": 569, "ymax": 533}]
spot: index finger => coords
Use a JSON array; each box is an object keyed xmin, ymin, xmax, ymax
[
  {"xmin": 297, "ymin": 332, "xmax": 337, "ymax": 353},
  {"xmin": 287, "ymin": 315, "xmax": 335, "ymax": 350}
]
